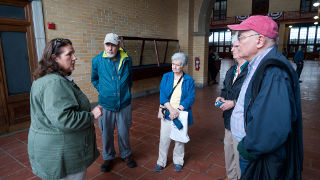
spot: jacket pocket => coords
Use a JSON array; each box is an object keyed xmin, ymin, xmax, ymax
[{"xmin": 33, "ymin": 134, "xmax": 64, "ymax": 176}]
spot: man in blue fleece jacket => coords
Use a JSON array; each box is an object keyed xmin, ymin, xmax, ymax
[{"xmin": 91, "ymin": 33, "xmax": 136, "ymax": 172}]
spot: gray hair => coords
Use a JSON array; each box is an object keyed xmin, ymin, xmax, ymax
[
  {"xmin": 265, "ymin": 36, "xmax": 278, "ymax": 46},
  {"xmin": 171, "ymin": 52, "xmax": 188, "ymax": 67},
  {"xmin": 231, "ymin": 31, "xmax": 239, "ymax": 44}
]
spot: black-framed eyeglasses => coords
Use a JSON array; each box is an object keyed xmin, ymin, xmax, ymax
[
  {"xmin": 53, "ymin": 38, "xmax": 63, "ymax": 49},
  {"xmin": 238, "ymin": 34, "xmax": 260, "ymax": 41},
  {"xmin": 52, "ymin": 38, "xmax": 63, "ymax": 54}
]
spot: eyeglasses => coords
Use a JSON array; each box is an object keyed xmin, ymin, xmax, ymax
[
  {"xmin": 238, "ymin": 34, "xmax": 260, "ymax": 41},
  {"xmin": 172, "ymin": 63, "xmax": 182, "ymax": 67},
  {"xmin": 53, "ymin": 38, "xmax": 63, "ymax": 49},
  {"xmin": 52, "ymin": 38, "xmax": 63, "ymax": 54}
]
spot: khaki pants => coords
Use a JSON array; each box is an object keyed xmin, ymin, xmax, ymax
[
  {"xmin": 156, "ymin": 118, "xmax": 185, "ymax": 167},
  {"xmin": 224, "ymin": 129, "xmax": 241, "ymax": 180}
]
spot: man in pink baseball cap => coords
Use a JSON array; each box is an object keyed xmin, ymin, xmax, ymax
[{"xmin": 226, "ymin": 15, "xmax": 303, "ymax": 179}]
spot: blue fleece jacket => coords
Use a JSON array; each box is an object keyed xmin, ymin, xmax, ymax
[{"xmin": 91, "ymin": 48, "xmax": 132, "ymax": 111}]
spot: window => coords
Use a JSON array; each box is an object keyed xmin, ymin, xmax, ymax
[
  {"xmin": 289, "ymin": 26, "xmax": 319, "ymax": 45},
  {"xmin": 299, "ymin": 27, "xmax": 308, "ymax": 44},
  {"xmin": 300, "ymin": 0, "xmax": 318, "ymax": 12},
  {"xmin": 308, "ymin": 26, "xmax": 316, "ymax": 44},
  {"xmin": 289, "ymin": 27, "xmax": 299, "ymax": 44},
  {"xmin": 317, "ymin": 26, "xmax": 320, "ymax": 43},
  {"xmin": 225, "ymin": 31, "xmax": 231, "ymax": 45},
  {"xmin": 213, "ymin": 0, "xmax": 227, "ymax": 20},
  {"xmin": 219, "ymin": 32, "xmax": 224, "ymax": 45},
  {"xmin": 287, "ymin": 24, "xmax": 320, "ymax": 59},
  {"xmin": 307, "ymin": 45, "xmax": 314, "ymax": 52},
  {"xmin": 210, "ymin": 30, "xmax": 231, "ymax": 55},
  {"xmin": 213, "ymin": 32, "xmax": 219, "ymax": 45},
  {"xmin": 0, "ymin": 4, "xmax": 25, "ymax": 19}
]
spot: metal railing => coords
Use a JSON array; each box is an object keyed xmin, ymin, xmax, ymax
[{"xmin": 210, "ymin": 10, "xmax": 317, "ymax": 28}]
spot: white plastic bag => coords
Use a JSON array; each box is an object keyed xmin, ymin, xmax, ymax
[{"xmin": 170, "ymin": 111, "xmax": 190, "ymax": 143}]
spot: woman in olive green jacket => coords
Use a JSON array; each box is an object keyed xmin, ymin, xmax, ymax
[{"xmin": 28, "ymin": 38, "xmax": 102, "ymax": 180}]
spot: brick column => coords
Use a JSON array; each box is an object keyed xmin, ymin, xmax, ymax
[{"xmin": 192, "ymin": 35, "xmax": 209, "ymax": 87}]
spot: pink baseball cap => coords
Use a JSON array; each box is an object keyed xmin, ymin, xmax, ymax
[{"xmin": 227, "ymin": 15, "xmax": 278, "ymax": 39}]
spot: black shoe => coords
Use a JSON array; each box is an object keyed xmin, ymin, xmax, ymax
[
  {"xmin": 122, "ymin": 155, "xmax": 137, "ymax": 168},
  {"xmin": 101, "ymin": 160, "xmax": 113, "ymax": 172}
]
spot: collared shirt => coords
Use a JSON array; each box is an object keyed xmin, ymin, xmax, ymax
[
  {"xmin": 65, "ymin": 76, "xmax": 73, "ymax": 82},
  {"xmin": 233, "ymin": 61, "xmax": 248, "ymax": 84},
  {"xmin": 230, "ymin": 46, "xmax": 274, "ymax": 142}
]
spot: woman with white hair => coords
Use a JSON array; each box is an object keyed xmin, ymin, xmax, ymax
[{"xmin": 154, "ymin": 52, "xmax": 195, "ymax": 172}]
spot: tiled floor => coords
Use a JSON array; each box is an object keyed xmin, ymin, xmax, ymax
[{"xmin": 0, "ymin": 59, "xmax": 320, "ymax": 180}]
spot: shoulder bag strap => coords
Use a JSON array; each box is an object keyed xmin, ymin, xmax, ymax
[{"xmin": 168, "ymin": 72, "xmax": 184, "ymax": 100}]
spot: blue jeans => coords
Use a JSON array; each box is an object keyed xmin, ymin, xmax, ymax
[
  {"xmin": 98, "ymin": 104, "xmax": 132, "ymax": 160},
  {"xmin": 239, "ymin": 155, "xmax": 250, "ymax": 175}
]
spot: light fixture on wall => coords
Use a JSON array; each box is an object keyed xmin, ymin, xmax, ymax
[
  {"xmin": 289, "ymin": 25, "xmax": 293, "ymax": 28},
  {"xmin": 314, "ymin": 2, "xmax": 320, "ymax": 25}
]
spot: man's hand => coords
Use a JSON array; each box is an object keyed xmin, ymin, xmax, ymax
[
  {"xmin": 220, "ymin": 100, "xmax": 235, "ymax": 111},
  {"xmin": 215, "ymin": 97, "xmax": 225, "ymax": 102}
]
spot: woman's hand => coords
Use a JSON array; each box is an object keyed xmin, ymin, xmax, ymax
[
  {"xmin": 91, "ymin": 105, "xmax": 103, "ymax": 119},
  {"xmin": 169, "ymin": 108, "xmax": 179, "ymax": 120},
  {"xmin": 178, "ymin": 105, "xmax": 185, "ymax": 111},
  {"xmin": 164, "ymin": 102, "xmax": 179, "ymax": 120},
  {"xmin": 219, "ymin": 100, "xmax": 235, "ymax": 111}
]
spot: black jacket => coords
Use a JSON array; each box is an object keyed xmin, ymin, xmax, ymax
[{"xmin": 220, "ymin": 62, "xmax": 248, "ymax": 130}]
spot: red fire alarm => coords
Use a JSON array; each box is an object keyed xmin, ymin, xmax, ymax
[{"xmin": 47, "ymin": 22, "xmax": 56, "ymax": 29}]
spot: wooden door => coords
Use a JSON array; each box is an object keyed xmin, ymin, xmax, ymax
[{"xmin": 0, "ymin": 0, "xmax": 37, "ymax": 135}]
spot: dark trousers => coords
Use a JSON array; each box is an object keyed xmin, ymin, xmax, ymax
[
  {"xmin": 209, "ymin": 63, "xmax": 218, "ymax": 82},
  {"xmin": 296, "ymin": 62, "xmax": 304, "ymax": 79},
  {"xmin": 98, "ymin": 104, "xmax": 132, "ymax": 160}
]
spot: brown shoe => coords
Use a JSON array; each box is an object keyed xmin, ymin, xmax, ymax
[
  {"xmin": 101, "ymin": 160, "xmax": 113, "ymax": 172},
  {"xmin": 122, "ymin": 155, "xmax": 137, "ymax": 168}
]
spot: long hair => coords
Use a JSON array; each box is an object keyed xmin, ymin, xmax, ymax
[{"xmin": 33, "ymin": 38, "xmax": 72, "ymax": 80}]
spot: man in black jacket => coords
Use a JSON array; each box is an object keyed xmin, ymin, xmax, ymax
[{"xmin": 215, "ymin": 36, "xmax": 248, "ymax": 180}]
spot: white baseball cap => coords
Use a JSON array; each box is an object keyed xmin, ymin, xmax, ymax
[{"xmin": 104, "ymin": 33, "xmax": 120, "ymax": 45}]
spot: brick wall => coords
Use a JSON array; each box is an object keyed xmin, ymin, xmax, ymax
[
  {"xmin": 42, "ymin": 0, "xmax": 178, "ymax": 102},
  {"xmin": 227, "ymin": 0, "xmax": 300, "ymax": 17}
]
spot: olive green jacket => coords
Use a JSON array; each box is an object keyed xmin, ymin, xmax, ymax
[{"xmin": 28, "ymin": 73, "xmax": 99, "ymax": 180}]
